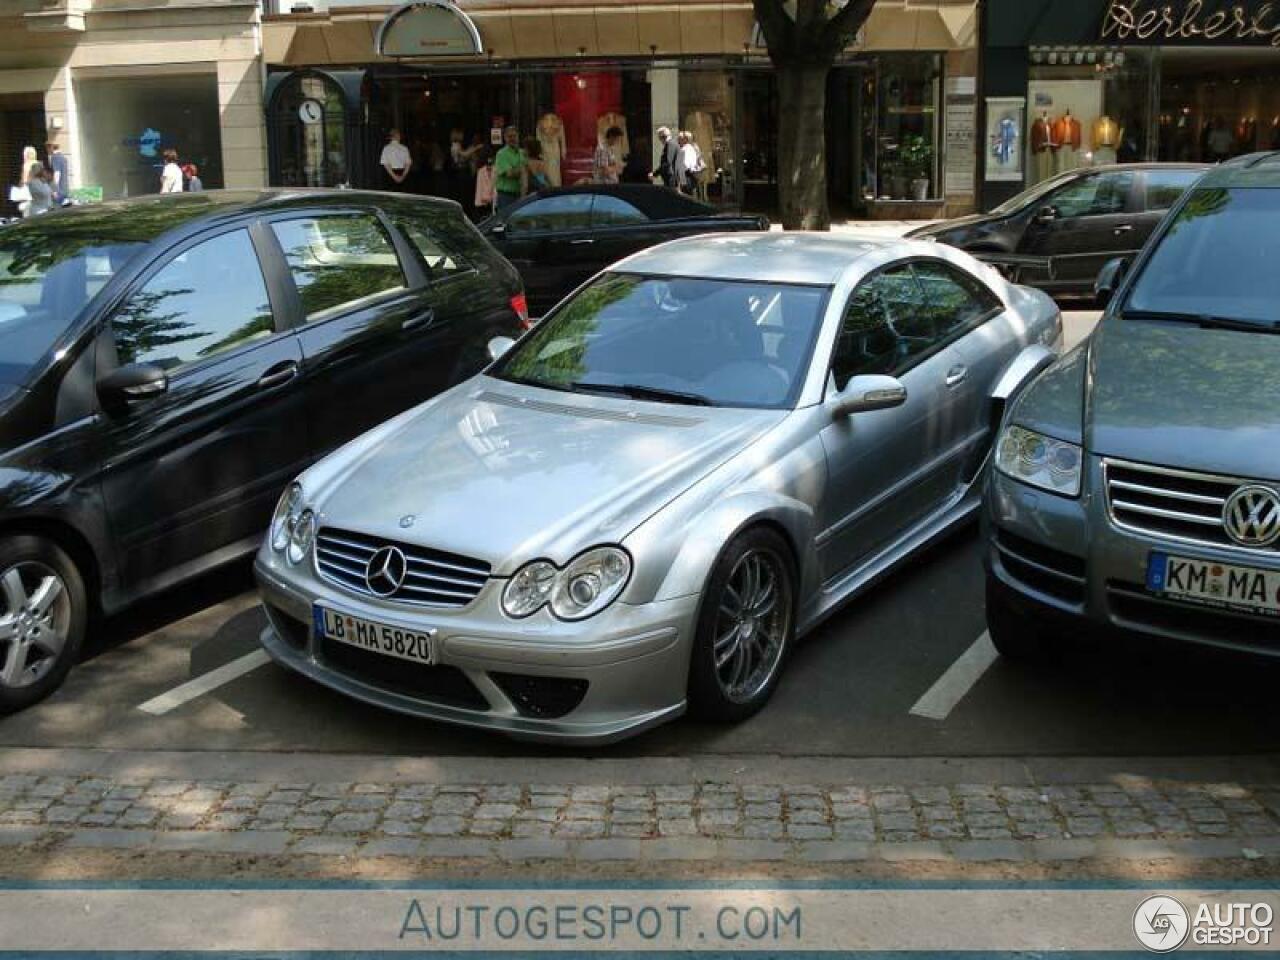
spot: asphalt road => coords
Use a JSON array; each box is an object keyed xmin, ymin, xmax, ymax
[{"xmin": 9, "ymin": 310, "xmax": 1275, "ymax": 761}]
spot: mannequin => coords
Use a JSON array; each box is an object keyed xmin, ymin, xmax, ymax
[
  {"xmin": 1053, "ymin": 109, "xmax": 1082, "ymax": 173},
  {"xmin": 1030, "ymin": 110, "xmax": 1057, "ymax": 183},
  {"xmin": 537, "ymin": 113, "xmax": 566, "ymax": 187},
  {"xmin": 1093, "ymin": 115, "xmax": 1121, "ymax": 165},
  {"xmin": 596, "ymin": 112, "xmax": 629, "ymax": 159}
]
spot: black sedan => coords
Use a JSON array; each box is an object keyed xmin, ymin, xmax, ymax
[
  {"xmin": 481, "ymin": 185, "xmax": 769, "ymax": 316},
  {"xmin": 0, "ymin": 189, "xmax": 527, "ymax": 712},
  {"xmin": 907, "ymin": 163, "xmax": 1206, "ymax": 296}
]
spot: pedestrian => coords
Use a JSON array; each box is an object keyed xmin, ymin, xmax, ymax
[
  {"xmin": 9, "ymin": 145, "xmax": 37, "ymax": 215},
  {"xmin": 593, "ymin": 126, "xmax": 624, "ymax": 184},
  {"xmin": 473, "ymin": 148, "xmax": 496, "ymax": 218},
  {"xmin": 45, "ymin": 141, "xmax": 69, "ymax": 205},
  {"xmin": 675, "ymin": 131, "xmax": 703, "ymax": 197},
  {"xmin": 24, "ymin": 163, "xmax": 52, "ymax": 217},
  {"xmin": 688, "ymin": 132, "xmax": 709, "ymax": 202},
  {"xmin": 160, "ymin": 149, "xmax": 184, "ymax": 194},
  {"xmin": 653, "ymin": 125, "xmax": 678, "ymax": 188},
  {"xmin": 380, "ymin": 128, "xmax": 412, "ymax": 188},
  {"xmin": 183, "ymin": 163, "xmax": 204, "ymax": 192},
  {"xmin": 493, "ymin": 125, "xmax": 526, "ymax": 209},
  {"xmin": 524, "ymin": 137, "xmax": 550, "ymax": 193}
]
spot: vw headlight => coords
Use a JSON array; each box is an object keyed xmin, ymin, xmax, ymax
[
  {"xmin": 287, "ymin": 509, "xmax": 316, "ymax": 565},
  {"xmin": 270, "ymin": 482, "xmax": 304, "ymax": 553},
  {"xmin": 501, "ymin": 547, "xmax": 632, "ymax": 621},
  {"xmin": 995, "ymin": 425, "xmax": 1082, "ymax": 498}
]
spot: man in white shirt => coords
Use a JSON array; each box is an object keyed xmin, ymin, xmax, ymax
[{"xmin": 380, "ymin": 129, "xmax": 412, "ymax": 188}]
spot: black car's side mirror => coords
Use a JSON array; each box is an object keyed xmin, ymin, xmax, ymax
[
  {"xmin": 1094, "ymin": 256, "xmax": 1131, "ymax": 308},
  {"xmin": 1033, "ymin": 205, "xmax": 1059, "ymax": 226},
  {"xmin": 488, "ymin": 222, "xmax": 506, "ymax": 236},
  {"xmin": 98, "ymin": 363, "xmax": 168, "ymax": 411}
]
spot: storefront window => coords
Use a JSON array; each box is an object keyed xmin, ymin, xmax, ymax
[
  {"xmin": 270, "ymin": 73, "xmax": 348, "ymax": 189},
  {"xmin": 678, "ymin": 70, "xmax": 734, "ymax": 204},
  {"xmin": 76, "ymin": 74, "xmax": 223, "ymax": 199},
  {"xmin": 1026, "ymin": 48, "xmax": 1154, "ymax": 185},
  {"xmin": 1159, "ymin": 49, "xmax": 1280, "ymax": 162},
  {"xmin": 872, "ymin": 54, "xmax": 941, "ymax": 201}
]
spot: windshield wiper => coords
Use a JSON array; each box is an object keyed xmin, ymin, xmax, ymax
[
  {"xmin": 1121, "ymin": 309, "xmax": 1279, "ymax": 333},
  {"xmin": 569, "ymin": 381, "xmax": 713, "ymax": 406}
]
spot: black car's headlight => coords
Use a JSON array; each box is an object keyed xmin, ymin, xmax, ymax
[
  {"xmin": 995, "ymin": 425, "xmax": 1082, "ymax": 498},
  {"xmin": 270, "ymin": 482, "xmax": 305, "ymax": 553},
  {"xmin": 502, "ymin": 547, "xmax": 632, "ymax": 621}
]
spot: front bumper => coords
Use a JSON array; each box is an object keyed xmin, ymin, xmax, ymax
[
  {"xmin": 985, "ymin": 459, "xmax": 1280, "ymax": 656},
  {"xmin": 254, "ymin": 549, "xmax": 697, "ymax": 744}
]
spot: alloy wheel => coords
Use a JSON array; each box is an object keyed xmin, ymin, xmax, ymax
[
  {"xmin": 713, "ymin": 548, "xmax": 791, "ymax": 704},
  {"xmin": 0, "ymin": 562, "xmax": 70, "ymax": 690}
]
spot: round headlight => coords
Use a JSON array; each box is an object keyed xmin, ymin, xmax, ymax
[
  {"xmin": 271, "ymin": 482, "xmax": 304, "ymax": 553},
  {"xmin": 287, "ymin": 509, "xmax": 315, "ymax": 565},
  {"xmin": 502, "ymin": 560, "xmax": 557, "ymax": 618},
  {"xmin": 550, "ymin": 547, "xmax": 631, "ymax": 621}
]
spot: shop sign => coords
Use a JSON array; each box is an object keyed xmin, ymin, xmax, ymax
[
  {"xmin": 1101, "ymin": 0, "xmax": 1280, "ymax": 47},
  {"xmin": 298, "ymin": 99, "xmax": 324, "ymax": 125},
  {"xmin": 945, "ymin": 77, "xmax": 976, "ymax": 195},
  {"xmin": 376, "ymin": 0, "xmax": 483, "ymax": 58}
]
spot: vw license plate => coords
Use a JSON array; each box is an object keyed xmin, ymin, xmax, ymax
[
  {"xmin": 312, "ymin": 605, "xmax": 436, "ymax": 665},
  {"xmin": 1146, "ymin": 552, "xmax": 1280, "ymax": 618}
]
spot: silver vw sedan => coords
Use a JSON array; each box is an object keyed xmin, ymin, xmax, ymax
[{"xmin": 255, "ymin": 233, "xmax": 1062, "ymax": 742}]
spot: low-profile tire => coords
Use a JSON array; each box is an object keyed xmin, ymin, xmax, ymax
[
  {"xmin": 688, "ymin": 527, "xmax": 796, "ymax": 723},
  {"xmin": 985, "ymin": 574, "xmax": 1053, "ymax": 662},
  {"xmin": 0, "ymin": 535, "xmax": 87, "ymax": 715}
]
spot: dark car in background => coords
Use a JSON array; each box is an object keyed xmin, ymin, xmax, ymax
[
  {"xmin": 481, "ymin": 184, "xmax": 769, "ymax": 316},
  {"xmin": 907, "ymin": 163, "xmax": 1206, "ymax": 295},
  {"xmin": 0, "ymin": 189, "xmax": 527, "ymax": 713},
  {"xmin": 985, "ymin": 153, "xmax": 1280, "ymax": 661}
]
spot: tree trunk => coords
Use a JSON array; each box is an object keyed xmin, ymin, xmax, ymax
[{"xmin": 776, "ymin": 62, "xmax": 830, "ymax": 231}]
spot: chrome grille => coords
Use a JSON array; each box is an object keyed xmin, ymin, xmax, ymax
[
  {"xmin": 314, "ymin": 528, "xmax": 491, "ymax": 608},
  {"xmin": 1104, "ymin": 459, "xmax": 1279, "ymax": 554}
]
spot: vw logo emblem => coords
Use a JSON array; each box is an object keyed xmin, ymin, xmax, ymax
[
  {"xmin": 365, "ymin": 546, "xmax": 408, "ymax": 597},
  {"xmin": 1223, "ymin": 484, "xmax": 1280, "ymax": 548}
]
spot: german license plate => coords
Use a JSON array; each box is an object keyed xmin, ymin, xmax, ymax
[
  {"xmin": 1146, "ymin": 552, "xmax": 1280, "ymax": 619},
  {"xmin": 312, "ymin": 605, "xmax": 436, "ymax": 664}
]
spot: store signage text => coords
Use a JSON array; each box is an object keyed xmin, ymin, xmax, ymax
[{"xmin": 1102, "ymin": 0, "xmax": 1280, "ymax": 46}]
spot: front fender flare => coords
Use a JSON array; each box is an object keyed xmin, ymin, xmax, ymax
[{"xmin": 990, "ymin": 344, "xmax": 1058, "ymax": 428}]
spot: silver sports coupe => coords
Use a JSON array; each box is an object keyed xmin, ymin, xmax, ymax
[{"xmin": 255, "ymin": 232, "xmax": 1062, "ymax": 743}]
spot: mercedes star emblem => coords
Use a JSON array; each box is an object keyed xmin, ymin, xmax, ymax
[{"xmin": 365, "ymin": 546, "xmax": 408, "ymax": 597}]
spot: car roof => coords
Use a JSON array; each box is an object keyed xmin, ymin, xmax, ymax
[
  {"xmin": 521, "ymin": 183, "xmax": 716, "ymax": 218},
  {"xmin": 615, "ymin": 231, "xmax": 901, "ymax": 284},
  {"xmin": 1195, "ymin": 152, "xmax": 1280, "ymax": 188}
]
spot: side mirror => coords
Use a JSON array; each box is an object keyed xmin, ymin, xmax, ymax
[
  {"xmin": 829, "ymin": 374, "xmax": 908, "ymax": 419},
  {"xmin": 1094, "ymin": 256, "xmax": 1130, "ymax": 308},
  {"xmin": 1033, "ymin": 205, "xmax": 1059, "ymax": 226},
  {"xmin": 97, "ymin": 362, "xmax": 168, "ymax": 411},
  {"xmin": 488, "ymin": 222, "xmax": 506, "ymax": 237},
  {"xmin": 487, "ymin": 336, "xmax": 515, "ymax": 362}
]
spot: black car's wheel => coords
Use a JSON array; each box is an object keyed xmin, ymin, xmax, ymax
[
  {"xmin": 0, "ymin": 535, "xmax": 86, "ymax": 715},
  {"xmin": 689, "ymin": 527, "xmax": 796, "ymax": 722},
  {"xmin": 985, "ymin": 574, "xmax": 1053, "ymax": 662}
]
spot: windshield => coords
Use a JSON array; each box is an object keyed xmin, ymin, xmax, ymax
[
  {"xmin": 1125, "ymin": 187, "xmax": 1280, "ymax": 328},
  {"xmin": 492, "ymin": 273, "xmax": 829, "ymax": 409},
  {"xmin": 990, "ymin": 170, "xmax": 1077, "ymax": 216}
]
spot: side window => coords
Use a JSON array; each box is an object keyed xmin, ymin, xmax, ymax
[
  {"xmin": 1050, "ymin": 172, "xmax": 1134, "ymax": 218},
  {"xmin": 911, "ymin": 261, "xmax": 1002, "ymax": 340},
  {"xmin": 591, "ymin": 195, "xmax": 647, "ymax": 227},
  {"xmin": 394, "ymin": 217, "xmax": 470, "ymax": 276},
  {"xmin": 270, "ymin": 214, "xmax": 406, "ymax": 320},
  {"xmin": 1144, "ymin": 170, "xmax": 1200, "ymax": 212},
  {"xmin": 506, "ymin": 194, "xmax": 593, "ymax": 234},
  {"xmin": 113, "ymin": 229, "xmax": 274, "ymax": 370},
  {"xmin": 831, "ymin": 265, "xmax": 936, "ymax": 388}
]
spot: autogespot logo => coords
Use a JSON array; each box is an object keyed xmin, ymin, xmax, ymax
[{"xmin": 1134, "ymin": 895, "xmax": 1190, "ymax": 953}]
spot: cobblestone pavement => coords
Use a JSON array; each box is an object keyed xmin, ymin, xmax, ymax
[{"xmin": 4, "ymin": 773, "xmax": 1280, "ymax": 863}]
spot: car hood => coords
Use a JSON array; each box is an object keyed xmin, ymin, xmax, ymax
[
  {"xmin": 1087, "ymin": 318, "xmax": 1280, "ymax": 478},
  {"xmin": 906, "ymin": 213, "xmax": 997, "ymax": 239},
  {"xmin": 311, "ymin": 377, "xmax": 787, "ymax": 574}
]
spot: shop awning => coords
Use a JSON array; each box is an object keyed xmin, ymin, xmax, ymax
[{"xmin": 263, "ymin": 0, "xmax": 977, "ymax": 66}]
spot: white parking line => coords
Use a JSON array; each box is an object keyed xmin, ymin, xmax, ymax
[
  {"xmin": 136, "ymin": 650, "xmax": 271, "ymax": 716},
  {"xmin": 909, "ymin": 631, "xmax": 998, "ymax": 721}
]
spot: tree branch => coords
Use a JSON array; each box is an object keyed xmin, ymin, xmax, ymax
[
  {"xmin": 751, "ymin": 0, "xmax": 796, "ymax": 61},
  {"xmin": 820, "ymin": 0, "xmax": 877, "ymax": 56}
]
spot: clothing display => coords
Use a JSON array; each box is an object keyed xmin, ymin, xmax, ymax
[
  {"xmin": 537, "ymin": 113, "xmax": 565, "ymax": 187},
  {"xmin": 1093, "ymin": 115, "xmax": 1120, "ymax": 149},
  {"xmin": 474, "ymin": 164, "xmax": 495, "ymax": 209},
  {"xmin": 1030, "ymin": 113, "xmax": 1057, "ymax": 154},
  {"xmin": 595, "ymin": 112, "xmax": 629, "ymax": 158},
  {"xmin": 1053, "ymin": 111, "xmax": 1082, "ymax": 150}
]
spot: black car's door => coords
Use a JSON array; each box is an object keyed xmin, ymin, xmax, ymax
[
  {"xmin": 267, "ymin": 209, "xmax": 444, "ymax": 457},
  {"xmin": 588, "ymin": 194, "xmax": 661, "ymax": 267},
  {"xmin": 492, "ymin": 193, "xmax": 595, "ymax": 316},
  {"xmin": 1131, "ymin": 168, "xmax": 1203, "ymax": 250},
  {"xmin": 1019, "ymin": 169, "xmax": 1138, "ymax": 287},
  {"xmin": 99, "ymin": 223, "xmax": 310, "ymax": 591}
]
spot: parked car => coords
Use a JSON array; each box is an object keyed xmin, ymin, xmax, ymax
[
  {"xmin": 0, "ymin": 189, "xmax": 528, "ymax": 713},
  {"xmin": 906, "ymin": 163, "xmax": 1207, "ymax": 296},
  {"xmin": 480, "ymin": 184, "xmax": 769, "ymax": 317},
  {"xmin": 256, "ymin": 232, "xmax": 1062, "ymax": 743},
  {"xmin": 985, "ymin": 153, "xmax": 1280, "ymax": 660}
]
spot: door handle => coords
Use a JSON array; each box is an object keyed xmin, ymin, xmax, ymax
[
  {"xmin": 256, "ymin": 360, "xmax": 299, "ymax": 391},
  {"xmin": 401, "ymin": 309, "xmax": 435, "ymax": 332},
  {"xmin": 1113, "ymin": 224, "xmax": 1134, "ymax": 235},
  {"xmin": 569, "ymin": 238, "xmax": 595, "ymax": 245},
  {"xmin": 945, "ymin": 365, "xmax": 968, "ymax": 388}
]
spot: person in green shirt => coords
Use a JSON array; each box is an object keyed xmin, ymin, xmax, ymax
[{"xmin": 494, "ymin": 126, "xmax": 526, "ymax": 209}]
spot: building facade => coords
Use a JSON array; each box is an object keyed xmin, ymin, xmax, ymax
[
  {"xmin": 980, "ymin": 0, "xmax": 1280, "ymax": 208},
  {"xmin": 262, "ymin": 0, "xmax": 980, "ymax": 218},
  {"xmin": 0, "ymin": 0, "xmax": 269, "ymax": 210}
]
